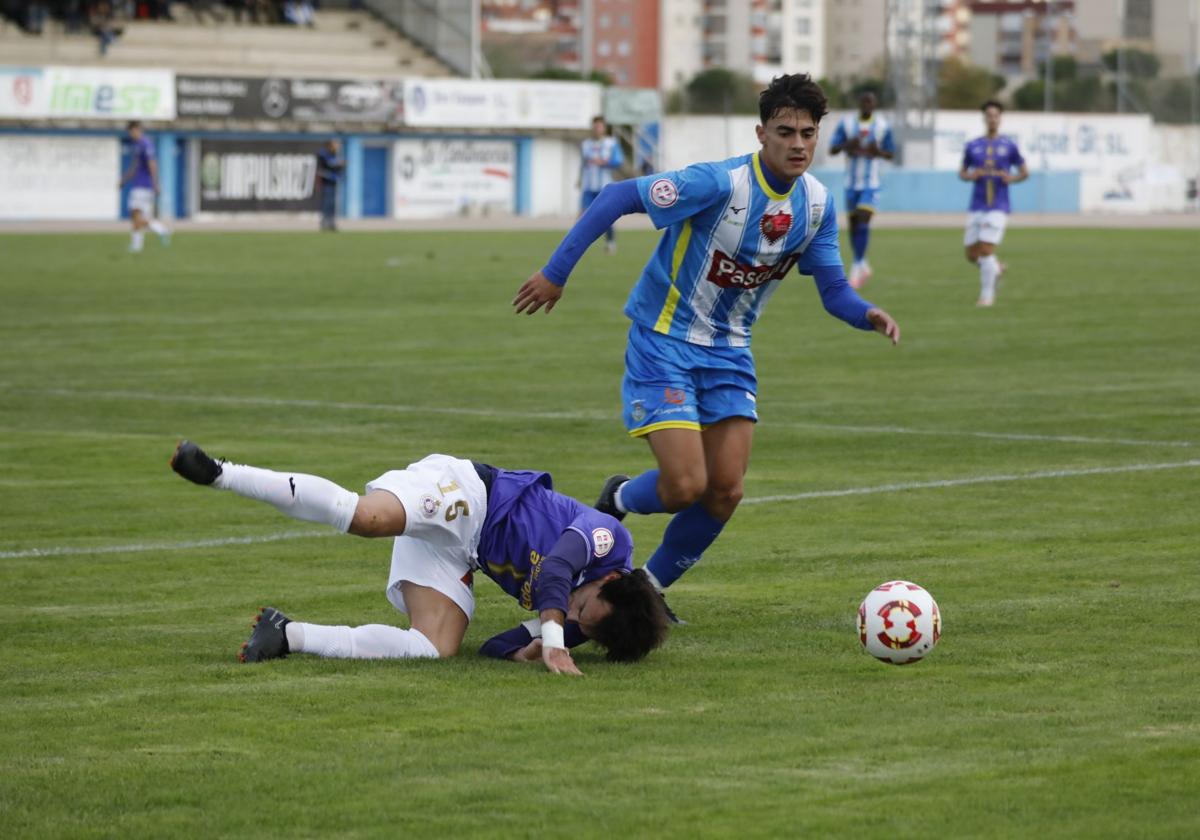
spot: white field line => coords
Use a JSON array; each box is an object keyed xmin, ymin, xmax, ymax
[
  {"xmin": 9, "ymin": 387, "xmax": 1197, "ymax": 449},
  {"xmin": 742, "ymin": 459, "xmax": 1200, "ymax": 505},
  {"xmin": 0, "ymin": 529, "xmax": 337, "ymax": 560},
  {"xmin": 3, "ymin": 459, "xmax": 1198, "ymax": 560}
]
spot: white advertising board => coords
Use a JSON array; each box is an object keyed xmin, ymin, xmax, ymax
[
  {"xmin": 934, "ymin": 111, "xmax": 1154, "ymax": 213},
  {"xmin": 0, "ymin": 67, "xmax": 48, "ymax": 119},
  {"xmin": 0, "ymin": 66, "xmax": 175, "ymax": 120},
  {"xmin": 402, "ymin": 79, "xmax": 601, "ymax": 129},
  {"xmin": 0, "ymin": 135, "xmax": 119, "ymax": 220},
  {"xmin": 392, "ymin": 138, "xmax": 515, "ymax": 218}
]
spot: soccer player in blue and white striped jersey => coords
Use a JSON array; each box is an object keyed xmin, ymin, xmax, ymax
[
  {"xmin": 513, "ymin": 74, "xmax": 900, "ymax": 621},
  {"xmin": 580, "ymin": 115, "xmax": 625, "ymax": 253},
  {"xmin": 828, "ymin": 90, "xmax": 894, "ymax": 288}
]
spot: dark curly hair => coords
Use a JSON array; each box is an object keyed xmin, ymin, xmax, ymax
[
  {"xmin": 586, "ymin": 569, "xmax": 670, "ymax": 663},
  {"xmin": 759, "ymin": 73, "xmax": 829, "ymax": 125}
]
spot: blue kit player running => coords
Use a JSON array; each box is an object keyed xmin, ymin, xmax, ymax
[
  {"xmin": 119, "ymin": 121, "xmax": 170, "ymax": 253},
  {"xmin": 512, "ymin": 74, "xmax": 900, "ymax": 621},
  {"xmin": 170, "ymin": 441, "xmax": 668, "ymax": 675},
  {"xmin": 828, "ymin": 89, "xmax": 894, "ymax": 288},
  {"xmin": 959, "ymin": 100, "xmax": 1028, "ymax": 307},
  {"xmin": 580, "ymin": 115, "xmax": 625, "ymax": 253}
]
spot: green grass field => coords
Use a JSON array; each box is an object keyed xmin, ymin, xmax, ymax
[{"xmin": 1, "ymin": 226, "xmax": 1197, "ymax": 838}]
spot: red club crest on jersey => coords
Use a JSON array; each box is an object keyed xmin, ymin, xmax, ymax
[{"xmin": 760, "ymin": 212, "xmax": 792, "ymax": 243}]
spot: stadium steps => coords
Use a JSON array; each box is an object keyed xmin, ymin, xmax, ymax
[{"xmin": 0, "ymin": 10, "xmax": 453, "ymax": 78}]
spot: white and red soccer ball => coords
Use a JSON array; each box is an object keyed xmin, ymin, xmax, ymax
[{"xmin": 858, "ymin": 580, "xmax": 942, "ymax": 665}]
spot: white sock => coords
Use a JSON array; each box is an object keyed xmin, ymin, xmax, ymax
[
  {"xmin": 290, "ymin": 622, "xmax": 439, "ymax": 659},
  {"xmin": 130, "ymin": 231, "xmax": 144, "ymax": 252},
  {"xmin": 613, "ymin": 481, "xmax": 629, "ymax": 514},
  {"xmin": 148, "ymin": 219, "xmax": 168, "ymax": 236},
  {"xmin": 979, "ymin": 255, "xmax": 999, "ymax": 301},
  {"xmin": 214, "ymin": 463, "xmax": 358, "ymax": 533}
]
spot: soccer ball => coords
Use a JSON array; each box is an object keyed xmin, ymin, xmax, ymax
[{"xmin": 857, "ymin": 580, "xmax": 942, "ymax": 665}]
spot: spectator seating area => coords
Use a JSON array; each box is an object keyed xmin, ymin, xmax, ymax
[{"xmin": 0, "ymin": 2, "xmax": 452, "ymax": 76}]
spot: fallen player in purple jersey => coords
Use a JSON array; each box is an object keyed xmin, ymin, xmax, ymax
[{"xmin": 170, "ymin": 441, "xmax": 668, "ymax": 676}]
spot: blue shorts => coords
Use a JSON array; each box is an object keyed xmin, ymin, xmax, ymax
[
  {"xmin": 621, "ymin": 323, "xmax": 758, "ymax": 437},
  {"xmin": 845, "ymin": 188, "xmax": 880, "ymax": 213},
  {"xmin": 581, "ymin": 189, "xmax": 602, "ymax": 211}
]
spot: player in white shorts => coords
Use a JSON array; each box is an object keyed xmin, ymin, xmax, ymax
[
  {"xmin": 959, "ymin": 101, "xmax": 1027, "ymax": 306},
  {"xmin": 169, "ymin": 440, "xmax": 668, "ymax": 676},
  {"xmin": 120, "ymin": 121, "xmax": 171, "ymax": 253}
]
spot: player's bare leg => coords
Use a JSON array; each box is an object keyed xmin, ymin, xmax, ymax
[
  {"xmin": 699, "ymin": 418, "xmax": 753, "ymax": 522},
  {"xmin": 646, "ymin": 428, "xmax": 708, "ymax": 512}
]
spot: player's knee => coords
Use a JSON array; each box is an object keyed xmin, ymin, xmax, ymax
[
  {"xmin": 348, "ymin": 496, "xmax": 405, "ymax": 538},
  {"xmin": 703, "ymin": 480, "xmax": 744, "ymax": 516},
  {"xmin": 659, "ymin": 470, "xmax": 706, "ymax": 510}
]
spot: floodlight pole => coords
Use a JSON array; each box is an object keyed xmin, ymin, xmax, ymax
[
  {"xmin": 1116, "ymin": 0, "xmax": 1126, "ymax": 114},
  {"xmin": 1044, "ymin": 0, "xmax": 1055, "ymax": 112}
]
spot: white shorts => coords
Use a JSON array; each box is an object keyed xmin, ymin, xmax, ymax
[
  {"xmin": 365, "ymin": 454, "xmax": 488, "ymax": 622},
  {"xmin": 964, "ymin": 210, "xmax": 1008, "ymax": 246},
  {"xmin": 127, "ymin": 187, "xmax": 155, "ymax": 217}
]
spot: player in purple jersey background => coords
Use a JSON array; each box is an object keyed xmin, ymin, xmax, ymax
[
  {"xmin": 958, "ymin": 100, "xmax": 1028, "ymax": 307},
  {"xmin": 169, "ymin": 441, "xmax": 668, "ymax": 676},
  {"xmin": 119, "ymin": 121, "xmax": 171, "ymax": 253}
]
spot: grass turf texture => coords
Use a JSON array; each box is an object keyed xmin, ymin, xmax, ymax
[{"xmin": 1, "ymin": 228, "xmax": 1197, "ymax": 838}]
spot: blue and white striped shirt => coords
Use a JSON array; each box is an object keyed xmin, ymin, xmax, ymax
[
  {"xmin": 580, "ymin": 136, "xmax": 622, "ymax": 193},
  {"xmin": 829, "ymin": 114, "xmax": 895, "ymax": 191},
  {"xmin": 627, "ymin": 152, "xmax": 843, "ymax": 348}
]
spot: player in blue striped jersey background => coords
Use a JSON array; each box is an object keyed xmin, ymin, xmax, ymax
[
  {"xmin": 828, "ymin": 90, "xmax": 895, "ymax": 289},
  {"xmin": 579, "ymin": 115, "xmax": 625, "ymax": 254},
  {"xmin": 513, "ymin": 74, "xmax": 900, "ymax": 622}
]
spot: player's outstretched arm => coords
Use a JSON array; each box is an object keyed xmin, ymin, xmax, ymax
[{"xmin": 513, "ymin": 180, "xmax": 645, "ymax": 315}]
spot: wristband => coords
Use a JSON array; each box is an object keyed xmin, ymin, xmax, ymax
[{"xmin": 541, "ymin": 620, "xmax": 566, "ymax": 650}]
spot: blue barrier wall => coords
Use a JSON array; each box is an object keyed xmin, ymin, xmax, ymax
[{"xmin": 810, "ymin": 169, "xmax": 1081, "ymax": 213}]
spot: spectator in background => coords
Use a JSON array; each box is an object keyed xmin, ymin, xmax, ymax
[
  {"xmin": 89, "ymin": 1, "xmax": 123, "ymax": 55},
  {"xmin": 283, "ymin": 0, "xmax": 314, "ymax": 26},
  {"xmin": 62, "ymin": 1, "xmax": 86, "ymax": 33},
  {"xmin": 317, "ymin": 139, "xmax": 344, "ymax": 232},
  {"xmin": 25, "ymin": 1, "xmax": 50, "ymax": 34},
  {"xmin": 188, "ymin": 0, "xmax": 226, "ymax": 22}
]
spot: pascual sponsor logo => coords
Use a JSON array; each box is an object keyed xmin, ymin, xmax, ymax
[{"xmin": 705, "ymin": 249, "xmax": 797, "ymax": 289}]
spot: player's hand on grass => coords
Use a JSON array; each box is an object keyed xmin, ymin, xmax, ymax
[
  {"xmin": 867, "ymin": 307, "xmax": 900, "ymax": 345},
  {"xmin": 513, "ymin": 270, "xmax": 563, "ymax": 315},
  {"xmin": 542, "ymin": 645, "xmax": 583, "ymax": 676},
  {"xmin": 511, "ymin": 638, "xmax": 543, "ymax": 663}
]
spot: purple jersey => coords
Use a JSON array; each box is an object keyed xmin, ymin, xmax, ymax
[
  {"xmin": 962, "ymin": 135, "xmax": 1023, "ymax": 213},
  {"xmin": 129, "ymin": 136, "xmax": 156, "ymax": 189},
  {"xmin": 475, "ymin": 468, "xmax": 633, "ymax": 614}
]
